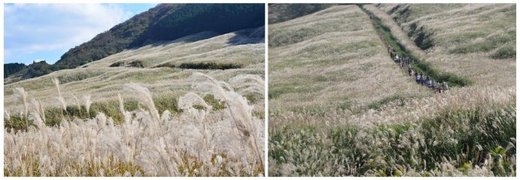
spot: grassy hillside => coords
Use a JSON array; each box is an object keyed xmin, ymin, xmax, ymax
[
  {"xmin": 376, "ymin": 4, "xmax": 515, "ymax": 87},
  {"xmin": 379, "ymin": 4, "xmax": 515, "ymax": 58},
  {"xmin": 5, "ymin": 4, "xmax": 264, "ymax": 81},
  {"xmin": 55, "ymin": 3, "xmax": 264, "ymax": 70},
  {"xmin": 268, "ymin": 4, "xmax": 515, "ymax": 176},
  {"xmin": 269, "ymin": 5, "xmax": 428, "ymax": 116},
  {"xmin": 268, "ymin": 4, "xmax": 332, "ymax": 24},
  {"xmin": 4, "ymin": 28, "xmax": 265, "ymax": 176},
  {"xmin": 5, "ymin": 28, "xmax": 264, "ymax": 112}
]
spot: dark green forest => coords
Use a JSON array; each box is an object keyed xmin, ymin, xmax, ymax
[{"xmin": 4, "ymin": 63, "xmax": 27, "ymax": 78}]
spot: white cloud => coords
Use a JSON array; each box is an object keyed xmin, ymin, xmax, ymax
[{"xmin": 4, "ymin": 4, "xmax": 135, "ymax": 63}]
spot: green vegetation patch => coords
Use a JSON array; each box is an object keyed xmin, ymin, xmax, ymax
[
  {"xmin": 269, "ymin": 27, "xmax": 321, "ymax": 47},
  {"xmin": 268, "ymin": 81, "xmax": 324, "ymax": 100},
  {"xmin": 109, "ymin": 60, "xmax": 145, "ymax": 68},
  {"xmin": 412, "ymin": 60, "xmax": 472, "ymax": 87},
  {"xmin": 367, "ymin": 94, "xmax": 407, "ymax": 110},
  {"xmin": 449, "ymin": 31, "xmax": 515, "ymax": 56},
  {"xmin": 5, "ymin": 94, "xmax": 182, "ymax": 131},
  {"xmin": 268, "ymin": 4, "xmax": 332, "ymax": 24},
  {"xmin": 4, "ymin": 91, "xmax": 249, "ymax": 131},
  {"xmin": 179, "ymin": 62, "xmax": 243, "ymax": 70},
  {"xmin": 269, "ymin": 104, "xmax": 516, "ymax": 176},
  {"xmin": 57, "ymin": 70, "xmax": 105, "ymax": 84},
  {"xmin": 491, "ymin": 45, "xmax": 516, "ymax": 59}
]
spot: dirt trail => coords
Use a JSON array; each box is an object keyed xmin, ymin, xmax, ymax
[{"xmin": 363, "ymin": 5, "xmax": 427, "ymax": 60}]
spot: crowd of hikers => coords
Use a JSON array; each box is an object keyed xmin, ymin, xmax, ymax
[{"xmin": 388, "ymin": 47, "xmax": 449, "ymax": 93}]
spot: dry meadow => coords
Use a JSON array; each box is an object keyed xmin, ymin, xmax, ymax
[
  {"xmin": 269, "ymin": 4, "xmax": 515, "ymax": 176},
  {"xmin": 4, "ymin": 29, "xmax": 265, "ymax": 176}
]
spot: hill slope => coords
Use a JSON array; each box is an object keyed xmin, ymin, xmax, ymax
[
  {"xmin": 269, "ymin": 5, "xmax": 428, "ymax": 115},
  {"xmin": 268, "ymin": 4, "xmax": 515, "ymax": 176},
  {"xmin": 4, "ymin": 31, "xmax": 265, "ymax": 176},
  {"xmin": 4, "ymin": 27, "xmax": 265, "ymax": 112},
  {"xmin": 4, "ymin": 3, "xmax": 265, "ymax": 176},
  {"xmin": 268, "ymin": 4, "xmax": 332, "ymax": 24},
  {"xmin": 6, "ymin": 3, "xmax": 264, "ymax": 81},
  {"xmin": 374, "ymin": 3, "xmax": 515, "ymax": 87}
]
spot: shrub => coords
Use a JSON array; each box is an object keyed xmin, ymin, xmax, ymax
[
  {"xmin": 491, "ymin": 46, "xmax": 516, "ymax": 59},
  {"xmin": 179, "ymin": 62, "xmax": 243, "ymax": 70}
]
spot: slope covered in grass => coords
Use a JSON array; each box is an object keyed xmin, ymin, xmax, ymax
[
  {"xmin": 375, "ymin": 4, "xmax": 515, "ymax": 87},
  {"xmin": 379, "ymin": 4, "xmax": 515, "ymax": 57},
  {"xmin": 5, "ymin": 74, "xmax": 265, "ymax": 176},
  {"xmin": 4, "ymin": 28, "xmax": 264, "ymax": 114},
  {"xmin": 268, "ymin": 4, "xmax": 332, "ymax": 24},
  {"xmin": 269, "ymin": 4, "xmax": 515, "ymax": 176},
  {"xmin": 5, "ymin": 4, "xmax": 264, "ymax": 81},
  {"xmin": 269, "ymin": 5, "xmax": 428, "ymax": 116},
  {"xmin": 4, "ymin": 25, "xmax": 265, "ymax": 176}
]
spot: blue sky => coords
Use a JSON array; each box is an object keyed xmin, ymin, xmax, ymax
[{"xmin": 4, "ymin": 3, "xmax": 157, "ymax": 64}]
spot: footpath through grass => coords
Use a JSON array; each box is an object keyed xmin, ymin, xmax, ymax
[{"xmin": 359, "ymin": 5, "xmax": 472, "ymax": 88}]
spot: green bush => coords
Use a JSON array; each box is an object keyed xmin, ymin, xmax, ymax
[
  {"xmin": 203, "ymin": 94, "xmax": 226, "ymax": 110},
  {"xmin": 367, "ymin": 94, "xmax": 406, "ymax": 110},
  {"xmin": 179, "ymin": 62, "xmax": 243, "ymax": 70},
  {"xmin": 491, "ymin": 46, "xmax": 516, "ymax": 59}
]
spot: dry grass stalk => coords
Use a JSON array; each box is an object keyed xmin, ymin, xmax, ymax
[{"xmin": 5, "ymin": 73, "xmax": 264, "ymax": 176}]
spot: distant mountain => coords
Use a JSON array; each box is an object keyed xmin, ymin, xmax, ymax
[{"xmin": 7, "ymin": 3, "xmax": 264, "ymax": 81}]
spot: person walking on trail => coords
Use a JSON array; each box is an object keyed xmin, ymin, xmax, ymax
[
  {"xmin": 408, "ymin": 67, "xmax": 413, "ymax": 77},
  {"xmin": 421, "ymin": 75, "xmax": 428, "ymax": 85},
  {"xmin": 433, "ymin": 81, "xmax": 441, "ymax": 93},
  {"xmin": 423, "ymin": 76, "xmax": 429, "ymax": 86},
  {"xmin": 416, "ymin": 73, "xmax": 422, "ymax": 84},
  {"xmin": 427, "ymin": 78, "xmax": 433, "ymax": 88},
  {"xmin": 442, "ymin": 82, "xmax": 449, "ymax": 93}
]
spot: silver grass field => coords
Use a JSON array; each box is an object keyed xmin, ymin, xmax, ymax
[
  {"xmin": 5, "ymin": 73, "xmax": 264, "ymax": 176},
  {"xmin": 4, "ymin": 29, "xmax": 265, "ymax": 176},
  {"xmin": 268, "ymin": 4, "xmax": 515, "ymax": 176}
]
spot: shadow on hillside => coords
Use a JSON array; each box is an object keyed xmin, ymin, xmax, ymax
[
  {"xmin": 127, "ymin": 26, "xmax": 265, "ymax": 49},
  {"xmin": 227, "ymin": 26, "xmax": 264, "ymax": 45},
  {"xmin": 128, "ymin": 31, "xmax": 221, "ymax": 49}
]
